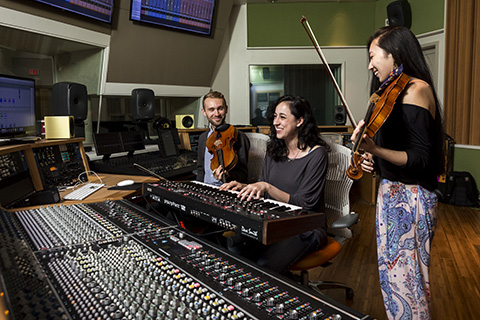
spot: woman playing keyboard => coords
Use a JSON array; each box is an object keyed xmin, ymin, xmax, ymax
[{"xmin": 220, "ymin": 94, "xmax": 329, "ymax": 276}]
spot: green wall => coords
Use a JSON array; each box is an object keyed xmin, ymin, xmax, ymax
[
  {"xmin": 454, "ymin": 147, "xmax": 480, "ymax": 193},
  {"xmin": 247, "ymin": 0, "xmax": 445, "ymax": 47}
]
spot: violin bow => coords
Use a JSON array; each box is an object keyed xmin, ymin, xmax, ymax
[{"xmin": 300, "ymin": 16, "xmax": 357, "ymax": 128}]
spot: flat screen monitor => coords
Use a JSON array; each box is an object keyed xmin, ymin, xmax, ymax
[
  {"xmin": 93, "ymin": 131, "xmax": 145, "ymax": 156},
  {"xmin": 0, "ymin": 74, "xmax": 36, "ymax": 138},
  {"xmin": 130, "ymin": 0, "xmax": 215, "ymax": 36},
  {"xmin": 93, "ymin": 132, "xmax": 124, "ymax": 156},
  {"xmin": 0, "ymin": 151, "xmax": 35, "ymax": 208},
  {"xmin": 121, "ymin": 131, "xmax": 145, "ymax": 152},
  {"xmin": 29, "ymin": 0, "xmax": 114, "ymax": 24},
  {"xmin": 158, "ymin": 129, "xmax": 179, "ymax": 158}
]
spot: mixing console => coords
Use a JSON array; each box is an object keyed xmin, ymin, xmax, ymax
[
  {"xmin": 145, "ymin": 181, "xmax": 325, "ymax": 245},
  {"xmin": 0, "ymin": 200, "xmax": 372, "ymax": 320}
]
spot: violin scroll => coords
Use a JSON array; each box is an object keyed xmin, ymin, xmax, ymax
[{"xmin": 346, "ymin": 152, "xmax": 364, "ymax": 180}]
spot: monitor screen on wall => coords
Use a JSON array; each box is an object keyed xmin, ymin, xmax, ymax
[
  {"xmin": 130, "ymin": 0, "xmax": 215, "ymax": 36},
  {"xmin": 30, "ymin": 0, "xmax": 114, "ymax": 23}
]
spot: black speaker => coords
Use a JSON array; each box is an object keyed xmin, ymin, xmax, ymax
[
  {"xmin": 387, "ymin": 0, "xmax": 412, "ymax": 29},
  {"xmin": 131, "ymin": 88, "xmax": 155, "ymax": 121},
  {"xmin": 334, "ymin": 105, "xmax": 346, "ymax": 126},
  {"xmin": 52, "ymin": 82, "xmax": 88, "ymax": 122}
]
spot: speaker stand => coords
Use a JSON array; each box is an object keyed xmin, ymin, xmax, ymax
[
  {"xmin": 74, "ymin": 122, "xmax": 85, "ymax": 138},
  {"xmin": 135, "ymin": 121, "xmax": 156, "ymax": 145}
]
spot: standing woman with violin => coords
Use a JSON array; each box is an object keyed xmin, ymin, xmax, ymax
[
  {"xmin": 197, "ymin": 91, "xmax": 250, "ymax": 186},
  {"xmin": 351, "ymin": 26, "xmax": 445, "ymax": 320}
]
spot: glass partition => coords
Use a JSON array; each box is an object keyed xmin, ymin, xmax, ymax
[{"xmin": 249, "ymin": 64, "xmax": 342, "ymax": 126}]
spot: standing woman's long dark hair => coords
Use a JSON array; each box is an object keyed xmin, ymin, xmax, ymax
[
  {"xmin": 367, "ymin": 26, "xmax": 445, "ymax": 176},
  {"xmin": 265, "ymin": 94, "xmax": 329, "ymax": 162}
]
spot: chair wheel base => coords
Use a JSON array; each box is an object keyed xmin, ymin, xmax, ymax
[{"xmin": 309, "ymin": 280, "xmax": 354, "ymax": 300}]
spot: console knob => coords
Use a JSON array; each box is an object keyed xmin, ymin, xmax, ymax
[
  {"xmin": 266, "ymin": 297, "xmax": 274, "ymax": 307},
  {"xmin": 289, "ymin": 309, "xmax": 299, "ymax": 319},
  {"xmin": 275, "ymin": 303, "xmax": 284, "ymax": 314},
  {"xmin": 234, "ymin": 282, "xmax": 242, "ymax": 291}
]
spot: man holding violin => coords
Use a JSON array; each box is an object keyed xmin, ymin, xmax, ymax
[{"xmin": 196, "ymin": 91, "xmax": 250, "ymax": 186}]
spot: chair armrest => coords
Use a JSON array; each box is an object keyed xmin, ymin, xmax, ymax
[{"xmin": 331, "ymin": 213, "xmax": 359, "ymax": 229}]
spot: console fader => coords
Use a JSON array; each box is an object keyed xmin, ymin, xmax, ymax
[{"xmin": 0, "ymin": 200, "xmax": 373, "ymax": 320}]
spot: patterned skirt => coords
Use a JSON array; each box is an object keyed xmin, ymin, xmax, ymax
[{"xmin": 376, "ymin": 179, "xmax": 438, "ymax": 320}]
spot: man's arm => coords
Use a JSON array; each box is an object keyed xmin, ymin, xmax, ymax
[{"xmin": 226, "ymin": 131, "xmax": 250, "ymax": 183}]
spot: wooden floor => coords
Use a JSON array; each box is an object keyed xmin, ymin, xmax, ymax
[{"xmin": 305, "ymin": 195, "xmax": 480, "ymax": 320}]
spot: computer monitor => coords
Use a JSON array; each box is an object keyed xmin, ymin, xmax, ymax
[
  {"xmin": 93, "ymin": 132, "xmax": 124, "ymax": 156},
  {"xmin": 157, "ymin": 129, "xmax": 180, "ymax": 158},
  {"xmin": 0, "ymin": 74, "xmax": 36, "ymax": 138},
  {"xmin": 28, "ymin": 0, "xmax": 114, "ymax": 24},
  {"xmin": 130, "ymin": 0, "xmax": 215, "ymax": 36},
  {"xmin": 121, "ymin": 131, "xmax": 146, "ymax": 153},
  {"xmin": 93, "ymin": 131, "xmax": 145, "ymax": 156}
]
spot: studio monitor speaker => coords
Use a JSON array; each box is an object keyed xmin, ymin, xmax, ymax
[
  {"xmin": 175, "ymin": 114, "xmax": 195, "ymax": 129},
  {"xmin": 334, "ymin": 105, "xmax": 346, "ymax": 126},
  {"xmin": 44, "ymin": 116, "xmax": 75, "ymax": 139},
  {"xmin": 52, "ymin": 82, "xmax": 88, "ymax": 122},
  {"xmin": 131, "ymin": 88, "xmax": 155, "ymax": 121},
  {"xmin": 387, "ymin": 0, "xmax": 412, "ymax": 29}
]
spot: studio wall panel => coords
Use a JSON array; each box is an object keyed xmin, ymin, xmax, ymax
[{"xmin": 107, "ymin": 0, "xmax": 234, "ymax": 87}]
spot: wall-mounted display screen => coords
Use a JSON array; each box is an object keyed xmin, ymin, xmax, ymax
[
  {"xmin": 30, "ymin": 0, "xmax": 114, "ymax": 23},
  {"xmin": 130, "ymin": 0, "xmax": 215, "ymax": 36}
]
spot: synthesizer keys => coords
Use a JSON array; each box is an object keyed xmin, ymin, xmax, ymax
[{"xmin": 145, "ymin": 180, "xmax": 325, "ymax": 245}]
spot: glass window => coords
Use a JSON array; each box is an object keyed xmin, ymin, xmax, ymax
[{"xmin": 249, "ymin": 64, "xmax": 342, "ymax": 126}]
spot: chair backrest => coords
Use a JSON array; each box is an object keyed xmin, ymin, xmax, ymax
[
  {"xmin": 244, "ymin": 132, "xmax": 269, "ymax": 183},
  {"xmin": 325, "ymin": 143, "xmax": 354, "ymax": 239}
]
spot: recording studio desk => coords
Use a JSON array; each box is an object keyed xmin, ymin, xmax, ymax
[
  {"xmin": 59, "ymin": 173, "xmax": 158, "ymax": 204},
  {"xmin": 3, "ymin": 174, "xmax": 158, "ymax": 212}
]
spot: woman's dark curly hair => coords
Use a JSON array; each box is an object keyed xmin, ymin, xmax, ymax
[{"xmin": 265, "ymin": 94, "xmax": 329, "ymax": 162}]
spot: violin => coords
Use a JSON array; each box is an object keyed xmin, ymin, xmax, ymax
[
  {"xmin": 346, "ymin": 72, "xmax": 411, "ymax": 180},
  {"xmin": 206, "ymin": 124, "xmax": 238, "ymax": 183}
]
